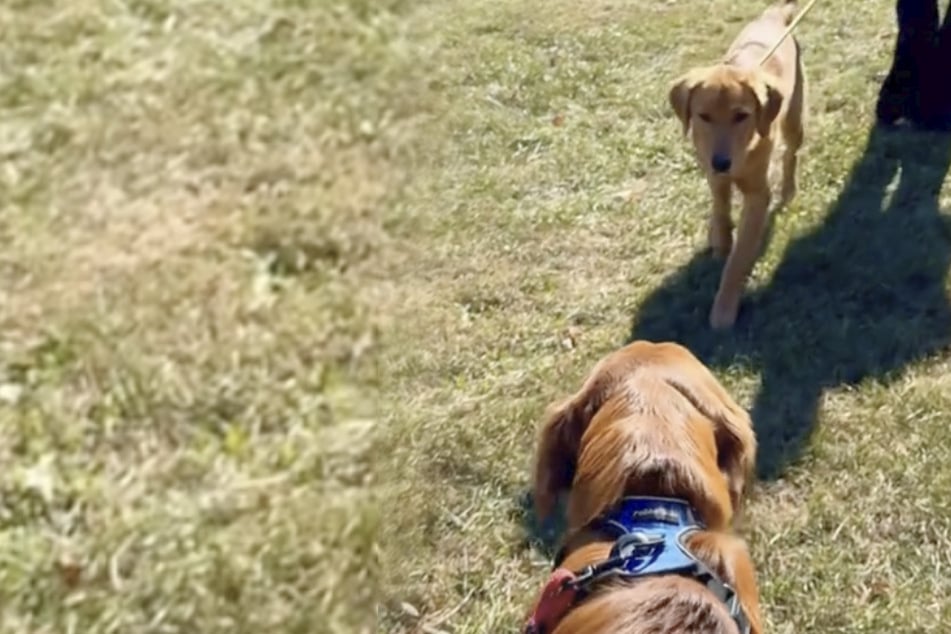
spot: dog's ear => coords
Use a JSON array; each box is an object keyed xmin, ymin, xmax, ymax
[
  {"xmin": 668, "ymin": 69, "xmax": 707, "ymax": 135},
  {"xmin": 660, "ymin": 358, "xmax": 756, "ymax": 515},
  {"xmin": 532, "ymin": 368, "xmax": 615, "ymax": 521},
  {"xmin": 711, "ymin": 397, "xmax": 756, "ymax": 516},
  {"xmin": 752, "ymin": 74, "xmax": 783, "ymax": 138}
]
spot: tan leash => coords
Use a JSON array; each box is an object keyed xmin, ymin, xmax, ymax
[{"xmin": 758, "ymin": 0, "xmax": 820, "ymax": 66}]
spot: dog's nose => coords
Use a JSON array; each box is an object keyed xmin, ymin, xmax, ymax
[{"xmin": 711, "ymin": 154, "xmax": 732, "ymax": 173}]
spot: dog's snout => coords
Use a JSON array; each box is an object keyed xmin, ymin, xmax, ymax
[{"xmin": 711, "ymin": 154, "xmax": 732, "ymax": 173}]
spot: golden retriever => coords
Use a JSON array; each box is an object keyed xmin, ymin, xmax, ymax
[
  {"xmin": 669, "ymin": 0, "xmax": 806, "ymax": 329},
  {"xmin": 525, "ymin": 341, "xmax": 761, "ymax": 634}
]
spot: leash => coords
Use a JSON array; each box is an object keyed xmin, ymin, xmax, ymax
[{"xmin": 758, "ymin": 0, "xmax": 819, "ymax": 66}]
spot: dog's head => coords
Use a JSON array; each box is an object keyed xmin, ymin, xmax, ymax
[
  {"xmin": 668, "ymin": 65, "xmax": 782, "ymax": 178},
  {"xmin": 532, "ymin": 341, "xmax": 756, "ymax": 531}
]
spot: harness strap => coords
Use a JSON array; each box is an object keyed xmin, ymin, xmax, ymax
[{"xmin": 526, "ymin": 497, "xmax": 751, "ymax": 634}]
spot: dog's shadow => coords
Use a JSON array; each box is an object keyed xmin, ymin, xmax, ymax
[
  {"xmin": 631, "ymin": 123, "xmax": 951, "ymax": 480},
  {"xmin": 520, "ymin": 123, "xmax": 951, "ymax": 548}
]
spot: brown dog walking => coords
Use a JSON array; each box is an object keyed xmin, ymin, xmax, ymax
[
  {"xmin": 525, "ymin": 341, "xmax": 761, "ymax": 634},
  {"xmin": 669, "ymin": 1, "xmax": 807, "ymax": 330}
]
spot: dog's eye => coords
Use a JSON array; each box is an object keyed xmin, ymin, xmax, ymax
[
  {"xmin": 733, "ymin": 112, "xmax": 750, "ymax": 123},
  {"xmin": 698, "ymin": 113, "xmax": 712, "ymax": 123}
]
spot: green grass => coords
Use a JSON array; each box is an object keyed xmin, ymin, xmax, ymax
[
  {"xmin": 3, "ymin": 0, "xmax": 951, "ymax": 632},
  {"xmin": 0, "ymin": 1, "xmax": 424, "ymax": 632},
  {"xmin": 380, "ymin": 1, "xmax": 951, "ymax": 633}
]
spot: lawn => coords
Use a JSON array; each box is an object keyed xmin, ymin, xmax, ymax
[
  {"xmin": 380, "ymin": 0, "xmax": 951, "ymax": 633},
  {"xmin": 0, "ymin": 1, "xmax": 417, "ymax": 632},
  {"xmin": 2, "ymin": 0, "xmax": 950, "ymax": 633}
]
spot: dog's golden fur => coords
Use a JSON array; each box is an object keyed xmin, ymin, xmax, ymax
[
  {"xmin": 531, "ymin": 341, "xmax": 762, "ymax": 634},
  {"xmin": 669, "ymin": 0, "xmax": 806, "ymax": 329}
]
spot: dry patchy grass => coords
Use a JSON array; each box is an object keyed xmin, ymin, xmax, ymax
[{"xmin": 0, "ymin": 0, "xmax": 431, "ymax": 632}]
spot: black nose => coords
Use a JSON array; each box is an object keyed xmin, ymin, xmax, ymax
[{"xmin": 711, "ymin": 154, "xmax": 731, "ymax": 173}]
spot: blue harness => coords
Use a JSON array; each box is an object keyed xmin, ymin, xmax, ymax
[{"xmin": 554, "ymin": 496, "xmax": 751, "ymax": 634}]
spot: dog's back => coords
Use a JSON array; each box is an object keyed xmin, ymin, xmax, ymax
[
  {"xmin": 554, "ymin": 577, "xmax": 741, "ymax": 634},
  {"xmin": 530, "ymin": 342, "xmax": 762, "ymax": 633},
  {"xmin": 725, "ymin": 0, "xmax": 799, "ymax": 97}
]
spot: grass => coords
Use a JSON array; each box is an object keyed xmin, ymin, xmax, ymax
[
  {"xmin": 2, "ymin": 0, "xmax": 950, "ymax": 633},
  {"xmin": 0, "ymin": 1, "xmax": 425, "ymax": 632},
  {"xmin": 380, "ymin": 0, "xmax": 951, "ymax": 633}
]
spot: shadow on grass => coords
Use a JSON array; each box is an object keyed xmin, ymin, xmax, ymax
[
  {"xmin": 630, "ymin": 123, "xmax": 951, "ymax": 480},
  {"xmin": 517, "ymin": 491, "xmax": 566, "ymax": 556},
  {"xmin": 520, "ymin": 125, "xmax": 951, "ymax": 550}
]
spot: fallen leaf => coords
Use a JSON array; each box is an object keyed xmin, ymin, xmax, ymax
[
  {"xmin": 55, "ymin": 556, "xmax": 83, "ymax": 589},
  {"xmin": 561, "ymin": 326, "xmax": 581, "ymax": 349}
]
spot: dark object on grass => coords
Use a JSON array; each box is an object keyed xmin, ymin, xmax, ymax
[{"xmin": 878, "ymin": 0, "xmax": 951, "ymax": 129}]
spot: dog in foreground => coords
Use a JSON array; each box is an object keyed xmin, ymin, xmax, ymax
[
  {"xmin": 669, "ymin": 0, "xmax": 806, "ymax": 329},
  {"xmin": 525, "ymin": 341, "xmax": 761, "ymax": 634}
]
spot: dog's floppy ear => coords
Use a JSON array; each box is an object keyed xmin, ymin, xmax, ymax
[
  {"xmin": 660, "ymin": 358, "xmax": 756, "ymax": 515},
  {"xmin": 751, "ymin": 73, "xmax": 783, "ymax": 138},
  {"xmin": 532, "ymin": 367, "xmax": 616, "ymax": 521},
  {"xmin": 668, "ymin": 68, "xmax": 707, "ymax": 135}
]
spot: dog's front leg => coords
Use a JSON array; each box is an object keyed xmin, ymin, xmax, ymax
[
  {"xmin": 707, "ymin": 177, "xmax": 733, "ymax": 258},
  {"xmin": 709, "ymin": 181, "xmax": 770, "ymax": 329}
]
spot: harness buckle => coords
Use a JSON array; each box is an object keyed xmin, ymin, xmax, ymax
[
  {"xmin": 610, "ymin": 530, "xmax": 664, "ymax": 574},
  {"xmin": 611, "ymin": 530, "xmax": 664, "ymax": 558},
  {"xmin": 559, "ymin": 531, "xmax": 666, "ymax": 593}
]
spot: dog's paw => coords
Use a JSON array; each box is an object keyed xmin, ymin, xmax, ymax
[{"xmin": 709, "ymin": 298, "xmax": 739, "ymax": 330}]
